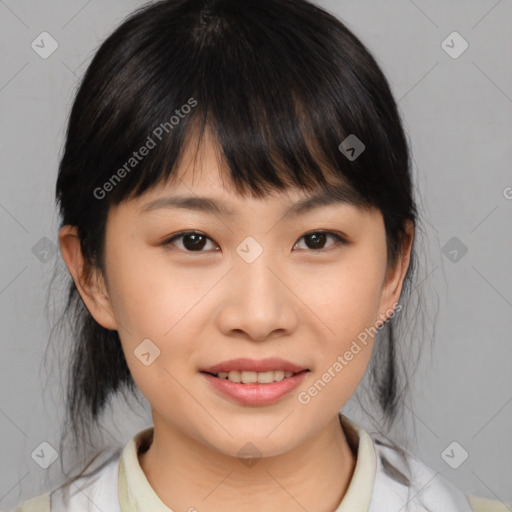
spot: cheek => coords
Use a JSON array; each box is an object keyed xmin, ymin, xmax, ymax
[
  {"xmin": 297, "ymin": 246, "xmax": 386, "ymax": 401},
  {"xmin": 105, "ymin": 246, "xmax": 220, "ymax": 377},
  {"xmin": 106, "ymin": 243, "xmax": 201, "ymax": 337},
  {"xmin": 105, "ymin": 251, "xmax": 199, "ymax": 409},
  {"xmin": 303, "ymin": 251, "xmax": 386, "ymax": 340}
]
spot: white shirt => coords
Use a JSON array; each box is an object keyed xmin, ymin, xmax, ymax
[{"xmin": 11, "ymin": 414, "xmax": 510, "ymax": 512}]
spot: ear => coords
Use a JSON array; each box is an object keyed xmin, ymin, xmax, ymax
[
  {"xmin": 58, "ymin": 225, "xmax": 118, "ymax": 331},
  {"xmin": 377, "ymin": 220, "xmax": 414, "ymax": 325}
]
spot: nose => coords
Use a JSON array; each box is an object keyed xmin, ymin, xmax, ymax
[{"xmin": 215, "ymin": 252, "xmax": 299, "ymax": 342}]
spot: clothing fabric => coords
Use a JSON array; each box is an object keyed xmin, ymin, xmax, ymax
[{"xmin": 11, "ymin": 414, "xmax": 510, "ymax": 512}]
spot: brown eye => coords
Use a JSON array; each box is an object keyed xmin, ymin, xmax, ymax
[
  {"xmin": 294, "ymin": 231, "xmax": 347, "ymax": 251},
  {"xmin": 163, "ymin": 231, "xmax": 218, "ymax": 252},
  {"xmin": 181, "ymin": 233, "xmax": 207, "ymax": 251},
  {"xmin": 162, "ymin": 230, "xmax": 347, "ymax": 254}
]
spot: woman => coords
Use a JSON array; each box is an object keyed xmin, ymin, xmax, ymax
[{"xmin": 12, "ymin": 0, "xmax": 509, "ymax": 510}]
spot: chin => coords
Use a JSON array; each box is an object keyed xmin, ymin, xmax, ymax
[
  {"xmin": 218, "ymin": 435, "xmax": 298, "ymax": 461},
  {"xmin": 194, "ymin": 419, "xmax": 301, "ymax": 459}
]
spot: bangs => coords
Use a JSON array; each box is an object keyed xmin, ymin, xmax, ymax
[{"xmin": 70, "ymin": 0, "xmax": 393, "ymax": 211}]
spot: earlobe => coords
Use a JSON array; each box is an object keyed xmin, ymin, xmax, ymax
[
  {"xmin": 378, "ymin": 221, "xmax": 414, "ymax": 322},
  {"xmin": 58, "ymin": 225, "xmax": 118, "ymax": 331}
]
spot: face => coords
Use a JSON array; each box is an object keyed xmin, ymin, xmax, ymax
[{"xmin": 60, "ymin": 131, "xmax": 412, "ymax": 459}]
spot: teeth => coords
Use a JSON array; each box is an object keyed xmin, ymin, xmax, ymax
[
  {"xmin": 227, "ymin": 370, "xmax": 241, "ymax": 382},
  {"xmin": 274, "ymin": 370, "xmax": 285, "ymax": 381},
  {"xmin": 215, "ymin": 370, "xmax": 297, "ymax": 383},
  {"xmin": 241, "ymin": 370, "xmax": 257, "ymax": 383},
  {"xmin": 257, "ymin": 371, "xmax": 274, "ymax": 383}
]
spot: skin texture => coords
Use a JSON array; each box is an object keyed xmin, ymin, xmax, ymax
[{"xmin": 59, "ymin": 130, "xmax": 414, "ymax": 512}]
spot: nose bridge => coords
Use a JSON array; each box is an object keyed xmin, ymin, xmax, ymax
[
  {"xmin": 215, "ymin": 237, "xmax": 297, "ymax": 340},
  {"xmin": 233, "ymin": 238, "xmax": 281, "ymax": 305}
]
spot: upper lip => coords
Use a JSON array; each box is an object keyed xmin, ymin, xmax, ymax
[{"xmin": 201, "ymin": 358, "xmax": 308, "ymax": 374}]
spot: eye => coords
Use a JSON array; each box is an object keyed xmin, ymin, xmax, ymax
[
  {"xmin": 162, "ymin": 230, "xmax": 347, "ymax": 253},
  {"xmin": 293, "ymin": 231, "xmax": 347, "ymax": 251},
  {"xmin": 162, "ymin": 231, "xmax": 219, "ymax": 252}
]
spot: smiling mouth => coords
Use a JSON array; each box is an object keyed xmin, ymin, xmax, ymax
[{"xmin": 202, "ymin": 369, "xmax": 309, "ymax": 384}]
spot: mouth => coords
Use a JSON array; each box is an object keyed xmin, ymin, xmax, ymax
[
  {"xmin": 199, "ymin": 357, "xmax": 310, "ymax": 393},
  {"xmin": 200, "ymin": 361, "xmax": 311, "ymax": 405}
]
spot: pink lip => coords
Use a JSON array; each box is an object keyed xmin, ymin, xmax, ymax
[
  {"xmin": 201, "ymin": 370, "xmax": 309, "ymax": 406},
  {"xmin": 201, "ymin": 357, "xmax": 308, "ymax": 374}
]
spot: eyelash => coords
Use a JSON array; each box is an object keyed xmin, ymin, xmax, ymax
[{"xmin": 161, "ymin": 230, "xmax": 348, "ymax": 253}]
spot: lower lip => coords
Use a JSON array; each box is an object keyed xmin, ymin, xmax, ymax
[{"xmin": 201, "ymin": 371, "xmax": 309, "ymax": 405}]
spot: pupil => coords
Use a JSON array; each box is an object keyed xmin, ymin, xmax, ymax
[
  {"xmin": 184, "ymin": 234, "xmax": 206, "ymax": 251},
  {"xmin": 307, "ymin": 233, "xmax": 326, "ymax": 249}
]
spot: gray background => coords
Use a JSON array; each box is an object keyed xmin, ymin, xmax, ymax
[{"xmin": 1, "ymin": 0, "xmax": 511, "ymax": 509}]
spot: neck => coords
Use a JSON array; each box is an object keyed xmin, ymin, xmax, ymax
[{"xmin": 138, "ymin": 414, "xmax": 357, "ymax": 512}]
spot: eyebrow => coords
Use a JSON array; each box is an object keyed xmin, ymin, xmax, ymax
[{"xmin": 140, "ymin": 184, "xmax": 362, "ymax": 218}]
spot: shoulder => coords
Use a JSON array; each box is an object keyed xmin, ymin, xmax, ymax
[
  {"xmin": 371, "ymin": 439, "xmax": 511, "ymax": 512},
  {"xmin": 11, "ymin": 493, "xmax": 50, "ymax": 512},
  {"xmin": 11, "ymin": 448, "xmax": 123, "ymax": 512},
  {"xmin": 467, "ymin": 494, "xmax": 512, "ymax": 512}
]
